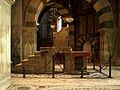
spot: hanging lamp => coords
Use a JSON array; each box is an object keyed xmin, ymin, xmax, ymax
[{"xmin": 65, "ymin": 0, "xmax": 74, "ymax": 23}]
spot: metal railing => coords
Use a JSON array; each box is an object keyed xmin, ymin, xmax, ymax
[
  {"xmin": 93, "ymin": 54, "xmax": 112, "ymax": 78},
  {"xmin": 22, "ymin": 53, "xmax": 112, "ymax": 78}
]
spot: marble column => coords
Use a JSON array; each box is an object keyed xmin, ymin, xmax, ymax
[
  {"xmin": 0, "ymin": 0, "xmax": 15, "ymax": 90},
  {"xmin": 107, "ymin": 0, "xmax": 120, "ymax": 65},
  {"xmin": 11, "ymin": 0, "xmax": 22, "ymax": 65},
  {"xmin": 22, "ymin": 27, "xmax": 37, "ymax": 59},
  {"xmin": 99, "ymin": 28, "xmax": 116, "ymax": 64}
]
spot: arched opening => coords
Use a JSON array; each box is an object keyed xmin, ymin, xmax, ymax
[
  {"xmin": 12, "ymin": 0, "xmax": 114, "ymax": 75},
  {"xmin": 2, "ymin": 0, "xmax": 120, "ymax": 89},
  {"xmin": 83, "ymin": 41, "xmax": 92, "ymax": 68},
  {"xmin": 36, "ymin": 5, "xmax": 67, "ymax": 73},
  {"xmin": 73, "ymin": 0, "xmax": 101, "ymax": 71},
  {"xmin": 37, "ymin": 6, "xmax": 64, "ymax": 50},
  {"xmin": 57, "ymin": 16, "xmax": 62, "ymax": 32}
]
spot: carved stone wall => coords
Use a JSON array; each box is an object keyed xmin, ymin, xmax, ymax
[{"xmin": 0, "ymin": 0, "xmax": 14, "ymax": 89}]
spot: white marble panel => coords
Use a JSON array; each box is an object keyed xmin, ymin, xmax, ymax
[{"xmin": 0, "ymin": 0, "xmax": 14, "ymax": 89}]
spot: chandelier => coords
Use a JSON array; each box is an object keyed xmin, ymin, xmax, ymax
[
  {"xmin": 65, "ymin": 0, "xmax": 74, "ymax": 23},
  {"xmin": 66, "ymin": 17, "xmax": 74, "ymax": 23}
]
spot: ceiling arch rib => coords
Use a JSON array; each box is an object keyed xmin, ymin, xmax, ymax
[
  {"xmin": 25, "ymin": 0, "xmax": 114, "ymax": 28},
  {"xmin": 26, "ymin": 1, "xmax": 70, "ymax": 27}
]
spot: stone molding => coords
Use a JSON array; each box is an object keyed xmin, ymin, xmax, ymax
[{"xmin": 5, "ymin": 0, "xmax": 15, "ymax": 5}]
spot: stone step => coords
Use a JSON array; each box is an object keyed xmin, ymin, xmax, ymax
[
  {"xmin": 22, "ymin": 59, "xmax": 28, "ymax": 62},
  {"xmin": 15, "ymin": 63, "xmax": 22, "ymax": 67},
  {"xmin": 12, "ymin": 63, "xmax": 23, "ymax": 73},
  {"xmin": 13, "ymin": 50, "xmax": 52, "ymax": 74},
  {"xmin": 28, "ymin": 55, "xmax": 35, "ymax": 58},
  {"xmin": 34, "ymin": 51, "xmax": 41, "ymax": 56}
]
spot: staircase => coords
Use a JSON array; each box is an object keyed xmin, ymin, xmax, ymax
[{"xmin": 12, "ymin": 51, "xmax": 52, "ymax": 74}]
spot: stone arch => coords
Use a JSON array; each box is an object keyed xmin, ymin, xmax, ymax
[
  {"xmin": 76, "ymin": 35, "xmax": 94, "ymax": 50},
  {"xmin": 25, "ymin": 0, "xmax": 71, "ymax": 27},
  {"xmin": 87, "ymin": 0, "xmax": 114, "ymax": 28},
  {"xmin": 24, "ymin": 0, "xmax": 115, "ymax": 61},
  {"xmin": 25, "ymin": 0, "xmax": 114, "ymax": 28},
  {"xmin": 83, "ymin": 41, "xmax": 91, "ymax": 51}
]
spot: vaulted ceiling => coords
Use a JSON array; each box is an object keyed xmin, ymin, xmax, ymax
[{"xmin": 22, "ymin": 0, "xmax": 95, "ymax": 26}]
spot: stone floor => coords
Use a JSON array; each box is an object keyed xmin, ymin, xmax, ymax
[{"xmin": 9, "ymin": 66, "xmax": 120, "ymax": 90}]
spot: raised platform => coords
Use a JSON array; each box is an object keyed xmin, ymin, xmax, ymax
[{"xmin": 13, "ymin": 47, "xmax": 92, "ymax": 74}]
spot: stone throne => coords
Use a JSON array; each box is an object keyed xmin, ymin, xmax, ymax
[
  {"xmin": 52, "ymin": 27, "xmax": 74, "ymax": 73},
  {"xmin": 40, "ymin": 27, "xmax": 74, "ymax": 74}
]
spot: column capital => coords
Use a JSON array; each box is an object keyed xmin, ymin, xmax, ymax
[{"xmin": 5, "ymin": 0, "xmax": 15, "ymax": 5}]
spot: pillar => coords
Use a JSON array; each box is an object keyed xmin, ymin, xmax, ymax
[
  {"xmin": 11, "ymin": 0, "xmax": 22, "ymax": 65},
  {"xmin": 22, "ymin": 27, "xmax": 37, "ymax": 59},
  {"xmin": 110, "ymin": 0, "xmax": 120, "ymax": 66},
  {"xmin": 99, "ymin": 28, "xmax": 116, "ymax": 64},
  {"xmin": 0, "ymin": 0, "xmax": 15, "ymax": 89}
]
